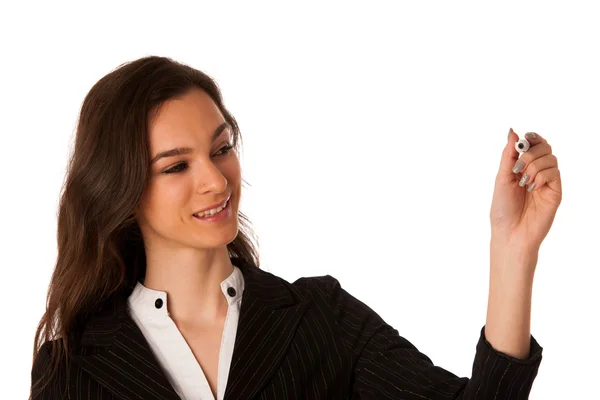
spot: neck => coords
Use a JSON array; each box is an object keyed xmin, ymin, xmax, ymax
[{"xmin": 142, "ymin": 245, "xmax": 233, "ymax": 326}]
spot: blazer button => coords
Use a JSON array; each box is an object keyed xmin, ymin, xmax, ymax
[
  {"xmin": 155, "ymin": 298, "xmax": 163, "ymax": 309},
  {"xmin": 227, "ymin": 287, "xmax": 236, "ymax": 297}
]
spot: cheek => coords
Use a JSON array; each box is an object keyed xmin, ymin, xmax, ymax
[
  {"xmin": 218, "ymin": 157, "xmax": 241, "ymax": 207},
  {"xmin": 221, "ymin": 155, "xmax": 241, "ymax": 184},
  {"xmin": 142, "ymin": 179, "xmax": 191, "ymax": 220}
]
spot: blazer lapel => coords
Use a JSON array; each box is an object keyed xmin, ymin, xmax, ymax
[
  {"xmin": 72, "ymin": 292, "xmax": 181, "ymax": 400},
  {"xmin": 71, "ymin": 258, "xmax": 309, "ymax": 400},
  {"xmin": 223, "ymin": 262, "xmax": 310, "ymax": 400}
]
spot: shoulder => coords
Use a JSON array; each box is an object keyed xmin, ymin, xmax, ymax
[
  {"xmin": 289, "ymin": 274, "xmax": 350, "ymax": 307},
  {"xmin": 290, "ymin": 274, "xmax": 380, "ymax": 325},
  {"xmin": 291, "ymin": 274, "xmax": 340, "ymax": 293},
  {"xmin": 240, "ymin": 264, "xmax": 343, "ymax": 304},
  {"xmin": 244, "ymin": 265, "xmax": 386, "ymax": 333},
  {"xmin": 32, "ymin": 339, "xmax": 54, "ymax": 374},
  {"xmin": 288, "ymin": 273, "xmax": 393, "ymax": 353},
  {"xmin": 31, "ymin": 339, "xmax": 62, "ymax": 398}
]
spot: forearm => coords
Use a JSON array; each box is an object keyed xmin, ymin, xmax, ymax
[{"xmin": 485, "ymin": 241, "xmax": 538, "ymax": 360}]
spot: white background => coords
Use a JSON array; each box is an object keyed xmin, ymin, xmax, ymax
[{"xmin": 2, "ymin": 1, "xmax": 598, "ymax": 399}]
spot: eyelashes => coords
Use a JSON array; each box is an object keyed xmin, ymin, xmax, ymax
[
  {"xmin": 162, "ymin": 144, "xmax": 234, "ymax": 174},
  {"xmin": 215, "ymin": 144, "xmax": 234, "ymax": 157},
  {"xmin": 163, "ymin": 163, "xmax": 188, "ymax": 174}
]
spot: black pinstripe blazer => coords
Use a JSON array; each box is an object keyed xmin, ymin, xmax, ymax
[{"xmin": 31, "ymin": 259, "xmax": 543, "ymax": 399}]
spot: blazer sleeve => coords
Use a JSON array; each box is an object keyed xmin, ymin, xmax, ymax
[{"xmin": 319, "ymin": 275, "xmax": 543, "ymax": 400}]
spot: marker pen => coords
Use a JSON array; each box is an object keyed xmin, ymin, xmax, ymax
[{"xmin": 515, "ymin": 137, "xmax": 530, "ymax": 154}]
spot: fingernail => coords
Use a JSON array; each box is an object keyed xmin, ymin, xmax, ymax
[
  {"xmin": 512, "ymin": 160, "xmax": 525, "ymax": 174},
  {"xmin": 508, "ymin": 128, "xmax": 513, "ymax": 141},
  {"xmin": 519, "ymin": 173, "xmax": 529, "ymax": 187},
  {"xmin": 525, "ymin": 132, "xmax": 537, "ymax": 140},
  {"xmin": 527, "ymin": 182, "xmax": 536, "ymax": 192}
]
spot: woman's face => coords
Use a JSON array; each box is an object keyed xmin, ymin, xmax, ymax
[{"xmin": 136, "ymin": 88, "xmax": 241, "ymax": 251}]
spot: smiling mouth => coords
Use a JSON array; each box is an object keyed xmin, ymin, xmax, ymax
[{"xmin": 193, "ymin": 198, "xmax": 230, "ymax": 218}]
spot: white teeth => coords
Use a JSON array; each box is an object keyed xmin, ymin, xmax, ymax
[{"xmin": 194, "ymin": 199, "xmax": 228, "ymax": 218}]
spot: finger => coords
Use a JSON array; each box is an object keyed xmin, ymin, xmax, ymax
[
  {"xmin": 501, "ymin": 128, "xmax": 546, "ymax": 180},
  {"xmin": 526, "ymin": 167, "xmax": 562, "ymax": 193},
  {"xmin": 520, "ymin": 131, "xmax": 548, "ymax": 147},
  {"xmin": 501, "ymin": 128, "xmax": 520, "ymax": 179},
  {"xmin": 516, "ymin": 153, "xmax": 558, "ymax": 190},
  {"xmin": 511, "ymin": 142, "xmax": 554, "ymax": 175}
]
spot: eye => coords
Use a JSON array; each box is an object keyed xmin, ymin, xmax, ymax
[
  {"xmin": 161, "ymin": 145, "xmax": 234, "ymax": 174},
  {"xmin": 215, "ymin": 144, "xmax": 234, "ymax": 156},
  {"xmin": 163, "ymin": 163, "xmax": 188, "ymax": 174}
]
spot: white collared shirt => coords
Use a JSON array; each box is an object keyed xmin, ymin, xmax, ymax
[{"xmin": 127, "ymin": 266, "xmax": 245, "ymax": 400}]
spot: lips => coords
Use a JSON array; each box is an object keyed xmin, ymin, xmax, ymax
[{"xmin": 193, "ymin": 195, "xmax": 231, "ymax": 215}]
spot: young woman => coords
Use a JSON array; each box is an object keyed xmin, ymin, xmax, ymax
[{"xmin": 30, "ymin": 56, "xmax": 562, "ymax": 400}]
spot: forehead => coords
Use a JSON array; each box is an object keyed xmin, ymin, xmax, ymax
[{"xmin": 148, "ymin": 88, "xmax": 226, "ymax": 146}]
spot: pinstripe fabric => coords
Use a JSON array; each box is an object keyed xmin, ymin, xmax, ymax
[{"xmin": 31, "ymin": 258, "xmax": 543, "ymax": 399}]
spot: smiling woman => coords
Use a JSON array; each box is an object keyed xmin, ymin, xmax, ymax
[
  {"xmin": 29, "ymin": 56, "xmax": 260, "ymax": 399},
  {"xmin": 30, "ymin": 56, "xmax": 549, "ymax": 400}
]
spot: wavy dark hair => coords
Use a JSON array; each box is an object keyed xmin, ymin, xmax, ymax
[{"xmin": 30, "ymin": 56, "xmax": 260, "ymax": 398}]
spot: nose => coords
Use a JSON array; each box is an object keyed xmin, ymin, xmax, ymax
[{"xmin": 194, "ymin": 162, "xmax": 228, "ymax": 194}]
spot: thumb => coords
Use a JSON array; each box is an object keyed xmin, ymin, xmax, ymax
[{"xmin": 498, "ymin": 128, "xmax": 520, "ymax": 181}]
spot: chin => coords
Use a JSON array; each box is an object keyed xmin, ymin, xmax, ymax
[
  {"xmin": 221, "ymin": 225, "xmax": 240, "ymax": 246},
  {"xmin": 194, "ymin": 222, "xmax": 239, "ymax": 248}
]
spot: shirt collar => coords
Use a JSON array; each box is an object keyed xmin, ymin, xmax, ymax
[{"xmin": 127, "ymin": 265, "xmax": 245, "ymax": 319}]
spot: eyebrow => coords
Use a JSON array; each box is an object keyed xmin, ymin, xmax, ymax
[{"xmin": 150, "ymin": 122, "xmax": 230, "ymax": 165}]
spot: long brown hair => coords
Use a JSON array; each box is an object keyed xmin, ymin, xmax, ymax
[{"xmin": 30, "ymin": 56, "xmax": 260, "ymax": 398}]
